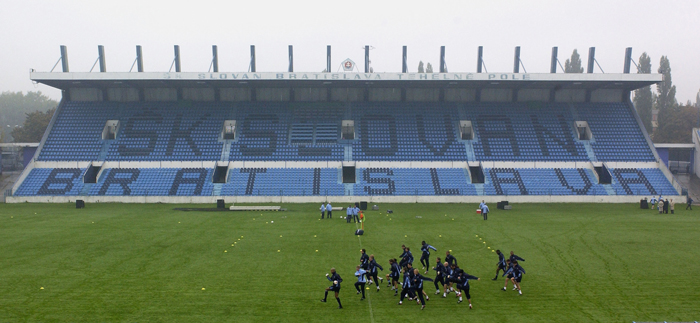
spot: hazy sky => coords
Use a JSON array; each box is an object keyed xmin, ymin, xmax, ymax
[{"xmin": 1, "ymin": 0, "xmax": 699, "ymax": 103}]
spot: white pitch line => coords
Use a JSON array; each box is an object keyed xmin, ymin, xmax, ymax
[{"xmin": 354, "ymin": 219, "xmax": 375, "ymax": 323}]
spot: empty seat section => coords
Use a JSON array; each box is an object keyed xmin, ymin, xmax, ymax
[
  {"xmin": 575, "ymin": 103, "xmax": 655, "ymax": 161},
  {"xmin": 221, "ymin": 168, "xmax": 344, "ymax": 196},
  {"xmin": 228, "ymin": 103, "xmax": 344, "ymax": 161},
  {"xmin": 88, "ymin": 168, "xmax": 214, "ymax": 196},
  {"xmin": 14, "ymin": 168, "xmax": 86, "ymax": 196},
  {"xmin": 483, "ymin": 168, "xmax": 607, "ymax": 195},
  {"xmin": 609, "ymin": 168, "xmax": 677, "ymax": 195},
  {"xmin": 352, "ymin": 103, "xmax": 468, "ymax": 161},
  {"xmin": 354, "ymin": 168, "xmax": 476, "ymax": 195},
  {"xmin": 38, "ymin": 102, "xmax": 108, "ymax": 161},
  {"xmin": 467, "ymin": 103, "xmax": 588, "ymax": 161}
]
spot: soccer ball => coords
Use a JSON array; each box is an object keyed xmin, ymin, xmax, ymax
[{"xmin": 271, "ymin": 221, "xmax": 274, "ymax": 223}]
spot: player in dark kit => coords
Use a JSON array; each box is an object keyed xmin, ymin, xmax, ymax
[
  {"xmin": 510, "ymin": 261, "xmax": 526, "ymax": 295},
  {"xmin": 367, "ymin": 254, "xmax": 383, "ymax": 290},
  {"xmin": 359, "ymin": 249, "xmax": 370, "ymax": 282},
  {"xmin": 397, "ymin": 266, "xmax": 416, "ymax": 305},
  {"xmin": 321, "ymin": 268, "xmax": 343, "ymax": 309},
  {"xmin": 445, "ymin": 250, "xmax": 458, "ymax": 267},
  {"xmin": 400, "ymin": 247, "xmax": 414, "ymax": 269},
  {"xmin": 493, "ymin": 250, "xmax": 507, "ymax": 280},
  {"xmin": 386, "ymin": 258, "xmax": 401, "ymax": 294},
  {"xmin": 432, "ymin": 257, "xmax": 446, "ymax": 295},
  {"xmin": 509, "ymin": 251, "xmax": 525, "ymax": 263},
  {"xmin": 412, "ymin": 268, "xmax": 434, "ymax": 309},
  {"xmin": 455, "ymin": 269, "xmax": 480, "ymax": 309},
  {"xmin": 420, "ymin": 241, "xmax": 437, "ymax": 273}
]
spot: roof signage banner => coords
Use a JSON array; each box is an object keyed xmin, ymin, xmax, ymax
[{"xmin": 30, "ymin": 71, "xmax": 663, "ymax": 83}]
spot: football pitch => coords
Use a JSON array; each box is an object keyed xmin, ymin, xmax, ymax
[{"xmin": 0, "ymin": 202, "xmax": 698, "ymax": 322}]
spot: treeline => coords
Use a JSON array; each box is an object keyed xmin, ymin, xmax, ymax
[{"xmin": 0, "ymin": 91, "xmax": 57, "ymax": 143}]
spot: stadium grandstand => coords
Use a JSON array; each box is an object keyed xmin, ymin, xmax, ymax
[{"xmin": 6, "ymin": 45, "xmax": 684, "ymax": 203}]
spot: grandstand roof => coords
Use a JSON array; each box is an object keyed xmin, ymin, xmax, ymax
[{"xmin": 31, "ymin": 72, "xmax": 661, "ymax": 91}]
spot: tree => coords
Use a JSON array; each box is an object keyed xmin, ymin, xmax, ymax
[
  {"xmin": 564, "ymin": 49, "xmax": 584, "ymax": 73},
  {"xmin": 655, "ymin": 56, "xmax": 677, "ymax": 111},
  {"xmin": 0, "ymin": 91, "xmax": 58, "ymax": 142},
  {"xmin": 653, "ymin": 104, "xmax": 699, "ymax": 143},
  {"xmin": 426, "ymin": 63, "xmax": 434, "ymax": 73},
  {"xmin": 417, "ymin": 61, "xmax": 424, "ymax": 73},
  {"xmin": 695, "ymin": 90, "xmax": 700, "ymax": 108},
  {"xmin": 11, "ymin": 108, "xmax": 55, "ymax": 143},
  {"xmin": 633, "ymin": 53, "xmax": 653, "ymax": 134}
]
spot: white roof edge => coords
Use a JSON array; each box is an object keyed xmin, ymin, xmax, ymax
[
  {"xmin": 653, "ymin": 143, "xmax": 695, "ymax": 149},
  {"xmin": 30, "ymin": 71, "xmax": 664, "ymax": 82}
]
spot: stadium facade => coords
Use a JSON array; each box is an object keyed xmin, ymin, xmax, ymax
[{"xmin": 6, "ymin": 46, "xmax": 683, "ymax": 203}]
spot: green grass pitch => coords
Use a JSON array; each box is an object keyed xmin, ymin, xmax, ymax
[{"xmin": 0, "ymin": 202, "xmax": 699, "ymax": 322}]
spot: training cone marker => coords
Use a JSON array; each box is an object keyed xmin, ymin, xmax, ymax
[
  {"xmin": 202, "ymin": 288, "xmax": 205, "ymax": 290},
  {"xmin": 280, "ymin": 235, "xmax": 282, "ymax": 237},
  {"xmin": 449, "ymin": 250, "xmax": 452, "ymax": 252},
  {"xmin": 476, "ymin": 235, "xmax": 478, "ymax": 237},
  {"xmin": 314, "ymin": 235, "xmax": 317, "ymax": 237},
  {"xmin": 224, "ymin": 250, "xmax": 227, "ymax": 253},
  {"xmin": 439, "ymin": 235, "xmax": 442, "ymax": 237},
  {"xmin": 487, "ymin": 247, "xmax": 491, "ymax": 249},
  {"xmin": 278, "ymin": 250, "xmax": 280, "ymax": 252},
  {"xmin": 316, "ymin": 250, "xmax": 318, "ymax": 252},
  {"xmin": 231, "ymin": 244, "xmax": 234, "ymax": 246},
  {"xmin": 483, "ymin": 242, "xmax": 486, "ymax": 244},
  {"xmin": 40, "ymin": 287, "xmax": 44, "ymax": 290},
  {"xmin": 492, "ymin": 250, "xmax": 495, "ymax": 252}
]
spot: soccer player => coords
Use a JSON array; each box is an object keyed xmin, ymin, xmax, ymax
[
  {"xmin": 320, "ymin": 203, "xmax": 326, "ymax": 219},
  {"xmin": 443, "ymin": 262, "xmax": 457, "ymax": 298},
  {"xmin": 367, "ymin": 254, "xmax": 383, "ymax": 290},
  {"xmin": 412, "ymin": 269, "xmax": 434, "ymax": 309},
  {"xmin": 354, "ymin": 265, "xmax": 367, "ymax": 300},
  {"xmin": 321, "ymin": 268, "xmax": 343, "ymax": 309},
  {"xmin": 359, "ymin": 249, "xmax": 370, "ymax": 283},
  {"xmin": 493, "ymin": 249, "xmax": 507, "ymax": 280},
  {"xmin": 509, "ymin": 251, "xmax": 524, "ymax": 264},
  {"xmin": 399, "ymin": 245, "xmax": 409, "ymax": 268},
  {"xmin": 386, "ymin": 258, "xmax": 401, "ymax": 294},
  {"xmin": 326, "ymin": 202, "xmax": 333, "ymax": 218},
  {"xmin": 650, "ymin": 196, "xmax": 657, "ymax": 210},
  {"xmin": 687, "ymin": 197, "xmax": 693, "ymax": 210},
  {"xmin": 502, "ymin": 259, "xmax": 514, "ymax": 291},
  {"xmin": 398, "ymin": 266, "xmax": 416, "ymax": 305},
  {"xmin": 510, "ymin": 261, "xmax": 525, "ymax": 295},
  {"xmin": 481, "ymin": 202, "xmax": 489, "ymax": 220},
  {"xmin": 404, "ymin": 247, "xmax": 414, "ymax": 268},
  {"xmin": 432, "ymin": 257, "xmax": 446, "ymax": 295},
  {"xmin": 346, "ymin": 205, "xmax": 353, "ymax": 223},
  {"xmin": 445, "ymin": 250, "xmax": 457, "ymax": 267},
  {"xmin": 420, "ymin": 241, "xmax": 437, "ymax": 273},
  {"xmin": 455, "ymin": 269, "xmax": 480, "ymax": 308}
]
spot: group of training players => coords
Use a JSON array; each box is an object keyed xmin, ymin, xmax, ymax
[{"xmin": 321, "ymin": 241, "xmax": 526, "ymax": 310}]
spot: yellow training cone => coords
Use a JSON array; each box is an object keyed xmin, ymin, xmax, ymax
[
  {"xmin": 40, "ymin": 287, "xmax": 44, "ymax": 290},
  {"xmin": 202, "ymin": 288, "xmax": 206, "ymax": 290}
]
